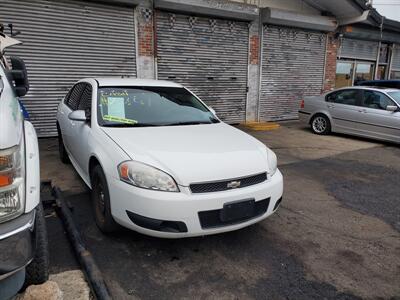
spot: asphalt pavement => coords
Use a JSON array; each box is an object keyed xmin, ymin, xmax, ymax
[{"xmin": 42, "ymin": 122, "xmax": 400, "ymax": 299}]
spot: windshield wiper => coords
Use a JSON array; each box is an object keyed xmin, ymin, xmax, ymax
[
  {"xmin": 162, "ymin": 121, "xmax": 213, "ymax": 126},
  {"xmin": 102, "ymin": 123, "xmax": 160, "ymax": 127}
]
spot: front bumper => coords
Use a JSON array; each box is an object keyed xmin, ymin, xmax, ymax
[
  {"xmin": 0, "ymin": 210, "xmax": 35, "ymax": 280},
  {"xmin": 109, "ymin": 169, "xmax": 283, "ymax": 238}
]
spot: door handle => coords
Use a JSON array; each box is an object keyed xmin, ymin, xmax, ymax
[
  {"xmin": 358, "ymin": 109, "xmax": 367, "ymax": 113},
  {"xmin": 327, "ymin": 104, "xmax": 335, "ymax": 108}
]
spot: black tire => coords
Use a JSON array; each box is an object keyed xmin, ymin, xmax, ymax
[
  {"xmin": 91, "ymin": 165, "xmax": 119, "ymax": 233},
  {"xmin": 310, "ymin": 114, "xmax": 331, "ymax": 135},
  {"xmin": 57, "ymin": 125, "xmax": 70, "ymax": 164},
  {"xmin": 24, "ymin": 203, "xmax": 49, "ymax": 287}
]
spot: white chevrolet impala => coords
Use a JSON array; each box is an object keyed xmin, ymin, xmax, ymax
[{"xmin": 56, "ymin": 78, "xmax": 283, "ymax": 238}]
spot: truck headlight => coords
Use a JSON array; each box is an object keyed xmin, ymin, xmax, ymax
[
  {"xmin": 0, "ymin": 138, "xmax": 25, "ymax": 223},
  {"xmin": 266, "ymin": 148, "xmax": 277, "ymax": 177},
  {"xmin": 118, "ymin": 161, "xmax": 179, "ymax": 192}
]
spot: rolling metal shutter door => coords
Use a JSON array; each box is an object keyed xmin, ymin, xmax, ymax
[
  {"xmin": 392, "ymin": 44, "xmax": 400, "ymax": 71},
  {"xmin": 339, "ymin": 38, "xmax": 379, "ymax": 60},
  {"xmin": 156, "ymin": 11, "xmax": 249, "ymax": 123},
  {"xmin": 0, "ymin": 0, "xmax": 136, "ymax": 137},
  {"xmin": 260, "ymin": 26, "xmax": 326, "ymax": 121}
]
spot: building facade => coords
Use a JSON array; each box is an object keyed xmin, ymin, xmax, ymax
[{"xmin": 1, "ymin": 0, "xmax": 399, "ymax": 136}]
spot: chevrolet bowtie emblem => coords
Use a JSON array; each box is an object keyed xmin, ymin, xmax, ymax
[{"xmin": 227, "ymin": 180, "xmax": 241, "ymax": 189}]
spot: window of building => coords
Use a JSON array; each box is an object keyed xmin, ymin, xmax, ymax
[
  {"xmin": 335, "ymin": 60, "xmax": 375, "ymax": 88},
  {"xmin": 335, "ymin": 61, "xmax": 353, "ymax": 88},
  {"xmin": 390, "ymin": 70, "xmax": 400, "ymax": 79}
]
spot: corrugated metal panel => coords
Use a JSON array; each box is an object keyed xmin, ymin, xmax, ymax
[
  {"xmin": 155, "ymin": 11, "xmax": 249, "ymax": 123},
  {"xmin": 260, "ymin": 26, "xmax": 326, "ymax": 120},
  {"xmin": 339, "ymin": 38, "xmax": 379, "ymax": 60},
  {"xmin": 0, "ymin": 0, "xmax": 136, "ymax": 137},
  {"xmin": 392, "ymin": 44, "xmax": 400, "ymax": 71}
]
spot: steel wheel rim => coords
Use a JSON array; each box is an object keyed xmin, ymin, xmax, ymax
[{"xmin": 312, "ymin": 117, "xmax": 327, "ymax": 133}]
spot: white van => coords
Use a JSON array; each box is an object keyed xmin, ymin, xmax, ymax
[{"xmin": 0, "ymin": 29, "xmax": 48, "ymax": 298}]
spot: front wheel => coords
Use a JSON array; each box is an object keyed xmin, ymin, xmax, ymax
[
  {"xmin": 24, "ymin": 203, "xmax": 49, "ymax": 287},
  {"xmin": 91, "ymin": 165, "xmax": 119, "ymax": 233},
  {"xmin": 311, "ymin": 114, "xmax": 331, "ymax": 135}
]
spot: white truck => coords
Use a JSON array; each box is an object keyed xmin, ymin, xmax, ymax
[{"xmin": 0, "ymin": 27, "xmax": 49, "ymax": 298}]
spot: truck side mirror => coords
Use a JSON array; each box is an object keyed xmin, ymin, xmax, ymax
[{"xmin": 10, "ymin": 56, "xmax": 29, "ymax": 97}]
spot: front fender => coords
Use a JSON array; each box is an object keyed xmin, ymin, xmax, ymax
[
  {"xmin": 24, "ymin": 121, "xmax": 40, "ymax": 213},
  {"xmin": 87, "ymin": 128, "xmax": 130, "ymax": 189}
]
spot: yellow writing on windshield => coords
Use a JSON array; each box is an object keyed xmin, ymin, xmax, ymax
[{"xmin": 103, "ymin": 115, "xmax": 138, "ymax": 124}]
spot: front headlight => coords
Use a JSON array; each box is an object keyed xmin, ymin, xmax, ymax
[
  {"xmin": 266, "ymin": 148, "xmax": 277, "ymax": 177},
  {"xmin": 0, "ymin": 138, "xmax": 25, "ymax": 223},
  {"xmin": 118, "ymin": 161, "xmax": 179, "ymax": 192}
]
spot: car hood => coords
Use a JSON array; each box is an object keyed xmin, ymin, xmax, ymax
[{"xmin": 101, "ymin": 123, "xmax": 269, "ymax": 186}]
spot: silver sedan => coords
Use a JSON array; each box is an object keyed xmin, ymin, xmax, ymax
[{"xmin": 298, "ymin": 86, "xmax": 400, "ymax": 143}]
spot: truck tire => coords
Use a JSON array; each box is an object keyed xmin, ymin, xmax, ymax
[
  {"xmin": 24, "ymin": 203, "xmax": 49, "ymax": 287},
  {"xmin": 91, "ymin": 165, "xmax": 119, "ymax": 233}
]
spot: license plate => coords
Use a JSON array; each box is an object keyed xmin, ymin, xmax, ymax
[{"xmin": 220, "ymin": 199, "xmax": 255, "ymax": 222}]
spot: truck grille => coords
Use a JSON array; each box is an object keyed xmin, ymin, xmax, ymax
[{"xmin": 190, "ymin": 172, "xmax": 267, "ymax": 193}]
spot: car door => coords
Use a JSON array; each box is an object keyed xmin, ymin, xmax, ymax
[
  {"xmin": 58, "ymin": 83, "xmax": 86, "ymax": 153},
  {"xmin": 358, "ymin": 90, "xmax": 400, "ymax": 142},
  {"xmin": 68, "ymin": 82, "xmax": 93, "ymax": 178},
  {"xmin": 325, "ymin": 89, "xmax": 364, "ymax": 134}
]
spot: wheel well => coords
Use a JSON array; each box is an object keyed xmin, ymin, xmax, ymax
[
  {"xmin": 309, "ymin": 113, "xmax": 329, "ymax": 125},
  {"xmin": 89, "ymin": 156, "xmax": 101, "ymax": 179}
]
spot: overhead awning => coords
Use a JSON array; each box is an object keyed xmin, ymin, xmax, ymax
[
  {"xmin": 154, "ymin": 0, "xmax": 258, "ymax": 21},
  {"xmin": 261, "ymin": 8, "xmax": 337, "ymax": 32}
]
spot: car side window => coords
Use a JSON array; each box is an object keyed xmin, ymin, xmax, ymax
[
  {"xmin": 78, "ymin": 84, "xmax": 92, "ymax": 111},
  {"xmin": 65, "ymin": 83, "xmax": 85, "ymax": 111},
  {"xmin": 326, "ymin": 89, "xmax": 362, "ymax": 106},
  {"xmin": 361, "ymin": 90, "xmax": 396, "ymax": 110}
]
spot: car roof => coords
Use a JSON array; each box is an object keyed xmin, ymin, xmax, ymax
[
  {"xmin": 359, "ymin": 79, "xmax": 400, "ymax": 83},
  {"xmin": 333, "ymin": 86, "xmax": 400, "ymax": 93},
  {"xmin": 86, "ymin": 77, "xmax": 183, "ymax": 88}
]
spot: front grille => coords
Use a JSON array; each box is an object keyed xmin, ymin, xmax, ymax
[
  {"xmin": 190, "ymin": 172, "xmax": 267, "ymax": 193},
  {"xmin": 198, "ymin": 198, "xmax": 270, "ymax": 229}
]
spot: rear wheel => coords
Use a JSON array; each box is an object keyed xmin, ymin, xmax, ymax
[
  {"xmin": 91, "ymin": 165, "xmax": 119, "ymax": 233},
  {"xmin": 311, "ymin": 114, "xmax": 331, "ymax": 135},
  {"xmin": 24, "ymin": 203, "xmax": 49, "ymax": 288},
  {"xmin": 57, "ymin": 125, "xmax": 70, "ymax": 164}
]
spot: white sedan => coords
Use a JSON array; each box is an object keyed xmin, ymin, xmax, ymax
[{"xmin": 56, "ymin": 78, "xmax": 283, "ymax": 238}]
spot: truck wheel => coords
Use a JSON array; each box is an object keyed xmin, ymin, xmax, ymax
[
  {"xmin": 311, "ymin": 114, "xmax": 331, "ymax": 135},
  {"xmin": 24, "ymin": 203, "xmax": 49, "ymax": 287},
  {"xmin": 91, "ymin": 165, "xmax": 119, "ymax": 233}
]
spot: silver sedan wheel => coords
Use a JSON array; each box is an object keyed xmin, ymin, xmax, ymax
[{"xmin": 312, "ymin": 116, "xmax": 327, "ymax": 134}]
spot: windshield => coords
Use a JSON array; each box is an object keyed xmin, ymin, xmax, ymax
[
  {"xmin": 387, "ymin": 92, "xmax": 400, "ymax": 105},
  {"xmin": 97, "ymin": 87, "xmax": 219, "ymax": 127}
]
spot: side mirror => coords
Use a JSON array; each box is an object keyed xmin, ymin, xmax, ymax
[
  {"xmin": 386, "ymin": 105, "xmax": 398, "ymax": 112},
  {"xmin": 209, "ymin": 107, "xmax": 216, "ymax": 116},
  {"xmin": 68, "ymin": 110, "xmax": 87, "ymax": 122},
  {"xmin": 10, "ymin": 56, "xmax": 29, "ymax": 97}
]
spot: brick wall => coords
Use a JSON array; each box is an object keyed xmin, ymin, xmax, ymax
[
  {"xmin": 322, "ymin": 33, "xmax": 339, "ymax": 92},
  {"xmin": 249, "ymin": 35, "xmax": 259, "ymax": 65},
  {"xmin": 137, "ymin": 8, "xmax": 154, "ymax": 57}
]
